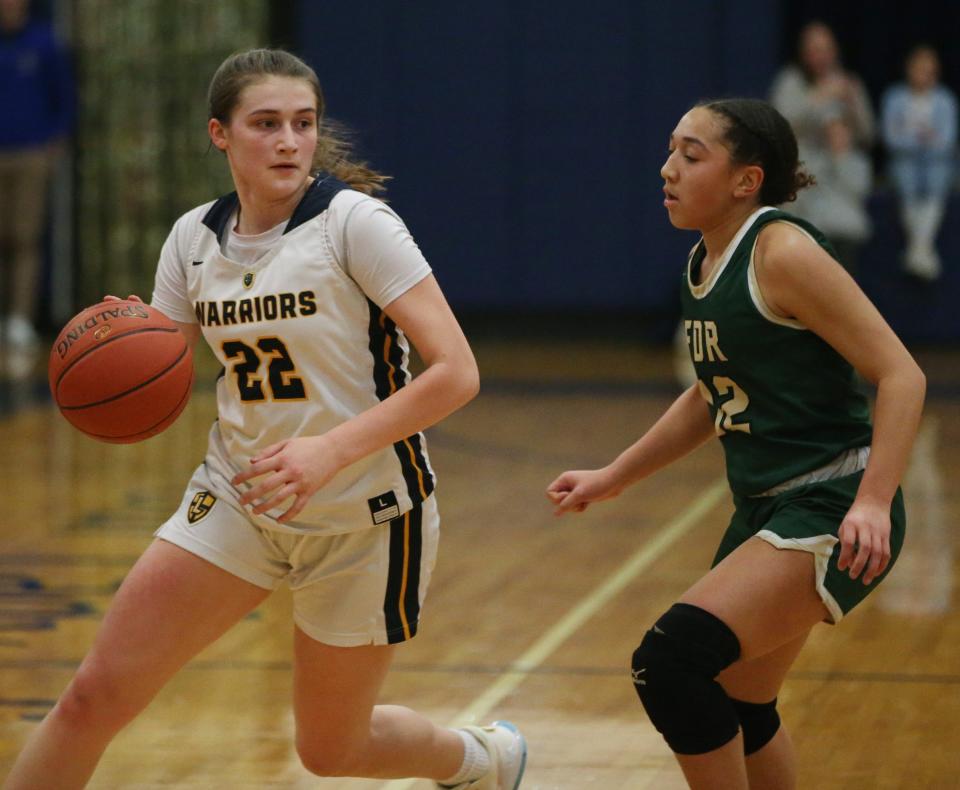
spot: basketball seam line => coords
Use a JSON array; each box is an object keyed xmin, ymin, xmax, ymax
[
  {"xmin": 53, "ymin": 326, "xmax": 181, "ymax": 391},
  {"xmin": 58, "ymin": 345, "xmax": 190, "ymax": 411},
  {"xmin": 79, "ymin": 367, "xmax": 194, "ymax": 440}
]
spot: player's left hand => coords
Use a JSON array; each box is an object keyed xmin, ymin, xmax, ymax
[
  {"xmin": 232, "ymin": 435, "xmax": 342, "ymax": 523},
  {"xmin": 836, "ymin": 498, "xmax": 892, "ymax": 586}
]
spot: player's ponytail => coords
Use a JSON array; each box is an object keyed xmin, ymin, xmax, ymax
[
  {"xmin": 208, "ymin": 48, "xmax": 389, "ymax": 196},
  {"xmin": 699, "ymin": 98, "xmax": 815, "ymax": 205}
]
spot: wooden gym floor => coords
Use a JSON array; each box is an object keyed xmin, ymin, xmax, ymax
[{"xmin": 1, "ymin": 335, "xmax": 958, "ymax": 789}]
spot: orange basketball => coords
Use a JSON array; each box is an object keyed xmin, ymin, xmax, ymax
[{"xmin": 48, "ymin": 300, "xmax": 194, "ymax": 443}]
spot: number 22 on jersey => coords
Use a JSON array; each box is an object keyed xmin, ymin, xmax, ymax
[
  {"xmin": 222, "ymin": 337, "xmax": 307, "ymax": 402},
  {"xmin": 698, "ymin": 376, "xmax": 751, "ymax": 436}
]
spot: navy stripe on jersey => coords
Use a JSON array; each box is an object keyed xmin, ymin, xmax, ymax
[
  {"xmin": 383, "ymin": 505, "xmax": 423, "ymax": 643},
  {"xmin": 366, "ymin": 300, "xmax": 435, "ymax": 503},
  {"xmin": 200, "ymin": 172, "xmax": 348, "ymax": 244},
  {"xmin": 285, "ymin": 173, "xmax": 349, "ymax": 234},
  {"xmin": 201, "ymin": 192, "xmax": 240, "ymax": 244}
]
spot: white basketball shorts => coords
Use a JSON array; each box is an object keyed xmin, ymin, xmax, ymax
[{"xmin": 155, "ymin": 463, "xmax": 440, "ymax": 646}]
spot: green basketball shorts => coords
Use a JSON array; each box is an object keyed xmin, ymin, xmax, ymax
[{"xmin": 712, "ymin": 470, "xmax": 906, "ymax": 623}]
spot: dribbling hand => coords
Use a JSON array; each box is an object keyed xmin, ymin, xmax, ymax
[{"xmin": 103, "ymin": 294, "xmax": 144, "ymax": 303}]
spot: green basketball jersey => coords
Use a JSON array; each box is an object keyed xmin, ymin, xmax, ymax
[{"xmin": 680, "ymin": 206, "xmax": 873, "ymax": 496}]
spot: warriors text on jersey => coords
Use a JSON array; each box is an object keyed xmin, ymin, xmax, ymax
[
  {"xmin": 151, "ymin": 175, "xmax": 435, "ymax": 534},
  {"xmin": 680, "ymin": 206, "xmax": 873, "ymax": 497}
]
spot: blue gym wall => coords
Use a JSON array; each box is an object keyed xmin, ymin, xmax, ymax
[{"xmin": 296, "ymin": 1, "xmax": 959, "ymax": 342}]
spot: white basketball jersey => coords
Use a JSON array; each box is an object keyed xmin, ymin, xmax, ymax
[{"xmin": 152, "ymin": 176, "xmax": 435, "ymax": 534}]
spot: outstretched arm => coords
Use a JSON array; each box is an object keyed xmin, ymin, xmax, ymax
[{"xmin": 547, "ymin": 383, "xmax": 715, "ymax": 515}]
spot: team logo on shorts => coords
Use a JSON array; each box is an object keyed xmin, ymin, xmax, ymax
[
  {"xmin": 187, "ymin": 491, "xmax": 217, "ymax": 524},
  {"xmin": 242, "ymin": 272, "xmax": 255, "ymax": 288}
]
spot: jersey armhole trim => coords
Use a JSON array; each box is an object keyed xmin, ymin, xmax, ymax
[
  {"xmin": 754, "ymin": 529, "xmax": 844, "ymax": 624},
  {"xmin": 747, "ymin": 220, "xmax": 807, "ymax": 330}
]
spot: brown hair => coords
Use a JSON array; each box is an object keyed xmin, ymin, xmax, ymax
[
  {"xmin": 699, "ymin": 98, "xmax": 815, "ymax": 205},
  {"xmin": 208, "ymin": 48, "xmax": 388, "ymax": 195}
]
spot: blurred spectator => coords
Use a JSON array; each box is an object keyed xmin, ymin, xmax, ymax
[
  {"xmin": 771, "ymin": 21, "xmax": 875, "ymax": 275},
  {"xmin": 881, "ymin": 45, "xmax": 958, "ymax": 281},
  {"xmin": 0, "ymin": 0, "xmax": 74, "ymax": 349},
  {"xmin": 786, "ymin": 116, "xmax": 873, "ymax": 276}
]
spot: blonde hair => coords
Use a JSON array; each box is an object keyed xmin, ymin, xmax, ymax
[{"xmin": 208, "ymin": 48, "xmax": 388, "ymax": 195}]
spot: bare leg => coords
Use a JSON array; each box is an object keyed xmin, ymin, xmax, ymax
[
  {"xmin": 719, "ymin": 633, "xmax": 809, "ymax": 790},
  {"xmin": 292, "ymin": 628, "xmax": 464, "ymax": 779},
  {"xmin": 3, "ymin": 540, "xmax": 270, "ymax": 790},
  {"xmin": 669, "ymin": 538, "xmax": 829, "ymax": 790}
]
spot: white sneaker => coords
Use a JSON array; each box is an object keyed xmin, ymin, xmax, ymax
[
  {"xmin": 4, "ymin": 315, "xmax": 39, "ymax": 350},
  {"xmin": 903, "ymin": 246, "xmax": 941, "ymax": 281},
  {"xmin": 442, "ymin": 721, "xmax": 527, "ymax": 790}
]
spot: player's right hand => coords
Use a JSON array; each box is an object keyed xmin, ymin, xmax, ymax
[
  {"xmin": 103, "ymin": 294, "xmax": 144, "ymax": 303},
  {"xmin": 546, "ymin": 467, "xmax": 624, "ymax": 516}
]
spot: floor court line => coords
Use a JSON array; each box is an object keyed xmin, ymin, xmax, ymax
[{"xmin": 383, "ymin": 477, "xmax": 728, "ymax": 790}]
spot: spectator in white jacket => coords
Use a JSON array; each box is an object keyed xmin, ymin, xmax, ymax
[{"xmin": 881, "ymin": 45, "xmax": 958, "ymax": 281}]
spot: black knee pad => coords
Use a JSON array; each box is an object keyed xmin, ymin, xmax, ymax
[
  {"xmin": 731, "ymin": 697, "xmax": 780, "ymax": 755},
  {"xmin": 631, "ymin": 603, "xmax": 741, "ymax": 755}
]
